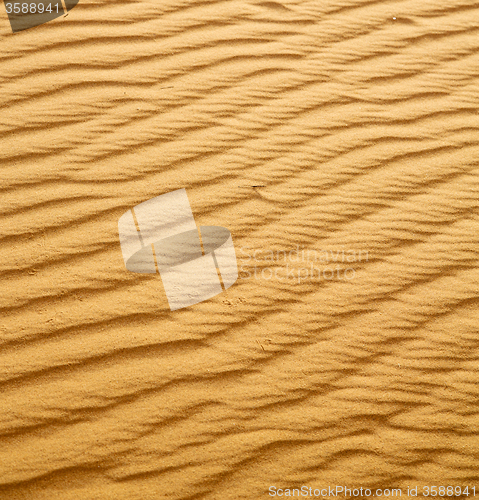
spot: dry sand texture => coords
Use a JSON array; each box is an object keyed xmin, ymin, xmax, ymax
[{"xmin": 1, "ymin": 0, "xmax": 479, "ymax": 498}]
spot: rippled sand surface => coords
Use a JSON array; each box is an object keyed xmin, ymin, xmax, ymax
[{"xmin": 1, "ymin": 1, "xmax": 479, "ymax": 498}]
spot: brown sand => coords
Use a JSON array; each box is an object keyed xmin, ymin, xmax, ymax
[{"xmin": 1, "ymin": 0, "xmax": 479, "ymax": 499}]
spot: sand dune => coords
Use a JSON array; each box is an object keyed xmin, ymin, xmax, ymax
[{"xmin": 1, "ymin": 0, "xmax": 479, "ymax": 498}]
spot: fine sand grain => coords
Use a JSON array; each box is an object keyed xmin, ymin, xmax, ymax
[{"xmin": 1, "ymin": 0, "xmax": 479, "ymax": 499}]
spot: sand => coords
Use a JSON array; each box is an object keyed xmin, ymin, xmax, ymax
[{"xmin": 1, "ymin": 0, "xmax": 479, "ymax": 499}]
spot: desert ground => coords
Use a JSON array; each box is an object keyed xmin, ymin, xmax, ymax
[{"xmin": 1, "ymin": 0, "xmax": 479, "ymax": 499}]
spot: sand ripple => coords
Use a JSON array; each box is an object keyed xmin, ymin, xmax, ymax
[{"xmin": 1, "ymin": 0, "xmax": 479, "ymax": 498}]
